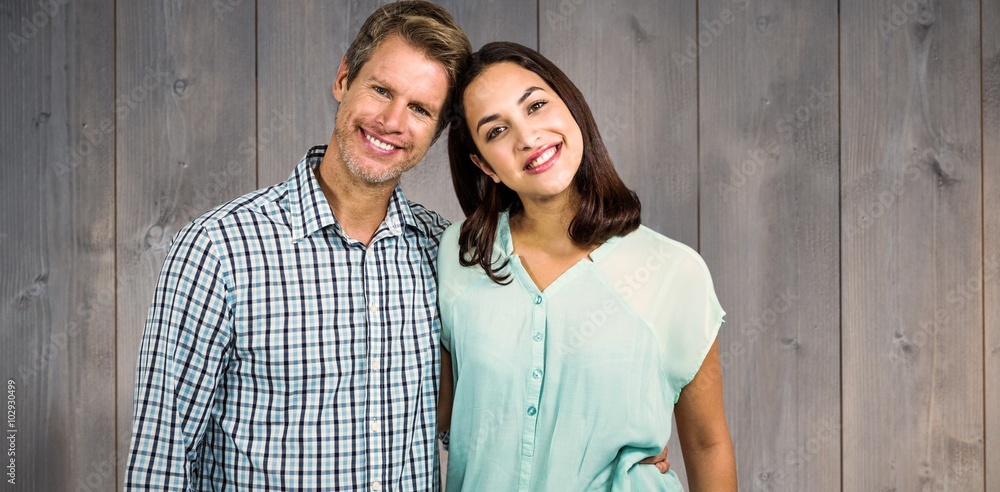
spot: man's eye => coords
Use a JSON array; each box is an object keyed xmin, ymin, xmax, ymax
[
  {"xmin": 374, "ymin": 86, "xmax": 388, "ymax": 96},
  {"xmin": 412, "ymin": 105, "xmax": 429, "ymax": 116},
  {"xmin": 528, "ymin": 100, "xmax": 547, "ymax": 113},
  {"xmin": 486, "ymin": 126, "xmax": 506, "ymax": 141}
]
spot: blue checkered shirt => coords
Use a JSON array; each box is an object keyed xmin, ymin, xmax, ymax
[{"xmin": 125, "ymin": 146, "xmax": 449, "ymax": 491}]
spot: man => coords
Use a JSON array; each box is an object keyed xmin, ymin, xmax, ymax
[
  {"xmin": 125, "ymin": 2, "xmax": 667, "ymax": 490},
  {"xmin": 125, "ymin": 3, "xmax": 469, "ymax": 490}
]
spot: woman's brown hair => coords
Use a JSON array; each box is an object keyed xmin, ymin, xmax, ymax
[{"xmin": 448, "ymin": 41, "xmax": 641, "ymax": 284}]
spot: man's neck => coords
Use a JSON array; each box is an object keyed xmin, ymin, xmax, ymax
[{"xmin": 314, "ymin": 150, "xmax": 398, "ymax": 247}]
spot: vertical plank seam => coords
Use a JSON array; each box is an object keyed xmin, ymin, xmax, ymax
[
  {"xmin": 695, "ymin": 0, "xmax": 701, "ymax": 253},
  {"xmin": 112, "ymin": 0, "xmax": 120, "ymax": 488},
  {"xmin": 535, "ymin": 0, "xmax": 540, "ymax": 52},
  {"xmin": 254, "ymin": 0, "xmax": 260, "ymax": 188},
  {"xmin": 836, "ymin": 0, "xmax": 844, "ymax": 490},
  {"xmin": 980, "ymin": 0, "xmax": 988, "ymax": 489}
]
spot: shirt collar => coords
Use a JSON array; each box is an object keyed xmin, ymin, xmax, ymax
[
  {"xmin": 287, "ymin": 145, "xmax": 418, "ymax": 242},
  {"xmin": 496, "ymin": 210, "xmax": 515, "ymax": 258}
]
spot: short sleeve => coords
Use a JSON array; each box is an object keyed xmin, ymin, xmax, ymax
[
  {"xmin": 436, "ymin": 222, "xmax": 464, "ymax": 351},
  {"xmin": 653, "ymin": 249, "xmax": 725, "ymax": 400}
]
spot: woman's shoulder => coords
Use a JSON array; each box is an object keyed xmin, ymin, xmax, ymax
[
  {"xmin": 610, "ymin": 225, "xmax": 712, "ymax": 276},
  {"xmin": 440, "ymin": 219, "xmax": 465, "ymax": 245}
]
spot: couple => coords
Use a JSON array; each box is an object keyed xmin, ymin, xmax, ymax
[{"xmin": 124, "ymin": 2, "xmax": 735, "ymax": 491}]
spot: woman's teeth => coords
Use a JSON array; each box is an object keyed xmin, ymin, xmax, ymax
[{"xmin": 527, "ymin": 147, "xmax": 557, "ymax": 170}]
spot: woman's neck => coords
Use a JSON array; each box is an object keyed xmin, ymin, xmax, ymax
[{"xmin": 511, "ymin": 191, "xmax": 582, "ymax": 255}]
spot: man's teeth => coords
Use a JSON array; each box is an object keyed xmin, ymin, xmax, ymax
[
  {"xmin": 365, "ymin": 132, "xmax": 396, "ymax": 151},
  {"xmin": 527, "ymin": 147, "xmax": 557, "ymax": 169}
]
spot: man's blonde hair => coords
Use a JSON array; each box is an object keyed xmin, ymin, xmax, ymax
[{"xmin": 344, "ymin": 1, "xmax": 471, "ymax": 134}]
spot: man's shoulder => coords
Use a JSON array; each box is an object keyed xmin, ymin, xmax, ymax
[
  {"xmin": 186, "ymin": 182, "xmax": 288, "ymax": 238},
  {"xmin": 406, "ymin": 200, "xmax": 452, "ymax": 241}
]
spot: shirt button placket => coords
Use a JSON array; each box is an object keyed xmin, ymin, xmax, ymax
[
  {"xmin": 364, "ymin": 249, "xmax": 383, "ymax": 490},
  {"xmin": 519, "ymin": 291, "xmax": 546, "ymax": 489}
]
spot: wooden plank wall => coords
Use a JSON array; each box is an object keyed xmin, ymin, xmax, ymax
[
  {"xmin": 1, "ymin": 1, "xmax": 997, "ymax": 490},
  {"xmin": 842, "ymin": 0, "xmax": 984, "ymax": 490},
  {"xmin": 0, "ymin": 1, "xmax": 117, "ymax": 491},
  {"xmin": 699, "ymin": 0, "xmax": 841, "ymax": 489},
  {"xmin": 985, "ymin": 0, "xmax": 999, "ymax": 490}
]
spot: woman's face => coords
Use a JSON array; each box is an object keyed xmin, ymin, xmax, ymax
[{"xmin": 462, "ymin": 62, "xmax": 584, "ymax": 204}]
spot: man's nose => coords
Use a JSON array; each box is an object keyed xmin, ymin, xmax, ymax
[{"xmin": 376, "ymin": 101, "xmax": 407, "ymax": 133}]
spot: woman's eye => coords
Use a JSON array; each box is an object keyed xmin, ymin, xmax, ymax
[
  {"xmin": 486, "ymin": 126, "xmax": 506, "ymax": 141},
  {"xmin": 528, "ymin": 100, "xmax": 547, "ymax": 114}
]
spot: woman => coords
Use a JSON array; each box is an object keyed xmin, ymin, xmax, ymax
[{"xmin": 437, "ymin": 42, "xmax": 736, "ymax": 491}]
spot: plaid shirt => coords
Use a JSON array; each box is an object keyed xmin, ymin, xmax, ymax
[{"xmin": 125, "ymin": 146, "xmax": 448, "ymax": 491}]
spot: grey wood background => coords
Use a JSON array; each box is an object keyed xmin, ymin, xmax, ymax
[{"xmin": 1, "ymin": 0, "xmax": 996, "ymax": 490}]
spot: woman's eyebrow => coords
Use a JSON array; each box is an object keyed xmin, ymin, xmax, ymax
[{"xmin": 475, "ymin": 86, "xmax": 545, "ymax": 132}]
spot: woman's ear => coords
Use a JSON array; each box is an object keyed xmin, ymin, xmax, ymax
[{"xmin": 470, "ymin": 154, "xmax": 501, "ymax": 183}]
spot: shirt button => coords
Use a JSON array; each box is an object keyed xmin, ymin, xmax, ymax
[
  {"xmin": 371, "ymin": 419, "xmax": 381, "ymax": 432},
  {"xmin": 371, "ymin": 358, "xmax": 380, "ymax": 371},
  {"xmin": 527, "ymin": 406, "xmax": 537, "ymax": 416},
  {"xmin": 369, "ymin": 299, "xmax": 377, "ymax": 313},
  {"xmin": 372, "ymin": 481, "xmax": 382, "ymax": 491},
  {"xmin": 534, "ymin": 295, "xmax": 543, "ymax": 305},
  {"xmin": 533, "ymin": 332, "xmax": 543, "ymax": 342},
  {"xmin": 532, "ymin": 369, "xmax": 543, "ymax": 380}
]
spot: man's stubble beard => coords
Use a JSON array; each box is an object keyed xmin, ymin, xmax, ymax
[{"xmin": 335, "ymin": 116, "xmax": 422, "ymax": 185}]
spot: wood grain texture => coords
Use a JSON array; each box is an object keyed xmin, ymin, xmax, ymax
[
  {"xmin": 538, "ymin": 0, "xmax": 699, "ymax": 248},
  {"xmin": 984, "ymin": 0, "xmax": 1000, "ymax": 489},
  {"xmin": 256, "ymin": 1, "xmax": 347, "ymax": 188},
  {"xmin": 697, "ymin": 0, "xmax": 841, "ymax": 489},
  {"xmin": 0, "ymin": 0, "xmax": 116, "ymax": 490},
  {"xmin": 841, "ymin": 0, "xmax": 984, "ymax": 489},
  {"xmin": 114, "ymin": 1, "xmax": 257, "ymax": 488}
]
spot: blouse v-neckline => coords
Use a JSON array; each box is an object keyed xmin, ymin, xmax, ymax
[{"xmin": 497, "ymin": 210, "xmax": 619, "ymax": 295}]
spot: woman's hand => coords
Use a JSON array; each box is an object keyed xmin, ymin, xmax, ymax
[{"xmin": 638, "ymin": 445, "xmax": 671, "ymax": 473}]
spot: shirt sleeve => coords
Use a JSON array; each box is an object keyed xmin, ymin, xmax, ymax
[
  {"xmin": 436, "ymin": 222, "xmax": 463, "ymax": 351},
  {"xmin": 124, "ymin": 222, "xmax": 234, "ymax": 491},
  {"xmin": 654, "ymin": 248, "xmax": 725, "ymax": 401}
]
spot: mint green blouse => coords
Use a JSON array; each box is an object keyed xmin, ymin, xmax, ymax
[{"xmin": 438, "ymin": 212, "xmax": 725, "ymax": 491}]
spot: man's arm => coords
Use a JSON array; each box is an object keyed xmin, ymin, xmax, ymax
[{"xmin": 124, "ymin": 223, "xmax": 234, "ymax": 491}]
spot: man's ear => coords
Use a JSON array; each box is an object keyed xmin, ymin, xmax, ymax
[
  {"xmin": 333, "ymin": 55, "xmax": 350, "ymax": 102},
  {"xmin": 470, "ymin": 154, "xmax": 501, "ymax": 184}
]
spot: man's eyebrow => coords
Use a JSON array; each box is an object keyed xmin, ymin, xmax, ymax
[
  {"xmin": 476, "ymin": 86, "xmax": 544, "ymax": 132},
  {"xmin": 368, "ymin": 75, "xmax": 392, "ymax": 90}
]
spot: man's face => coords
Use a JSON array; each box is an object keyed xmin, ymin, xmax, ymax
[{"xmin": 332, "ymin": 35, "xmax": 450, "ymax": 185}]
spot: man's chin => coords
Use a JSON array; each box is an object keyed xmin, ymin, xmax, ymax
[{"xmin": 348, "ymin": 163, "xmax": 405, "ymax": 186}]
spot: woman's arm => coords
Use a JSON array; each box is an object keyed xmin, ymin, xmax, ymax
[
  {"xmin": 674, "ymin": 339, "xmax": 737, "ymax": 491},
  {"xmin": 438, "ymin": 346, "xmax": 454, "ymax": 434}
]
